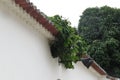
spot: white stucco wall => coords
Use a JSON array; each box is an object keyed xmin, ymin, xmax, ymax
[
  {"xmin": 58, "ymin": 62, "xmax": 99, "ymax": 80},
  {"xmin": 0, "ymin": 2, "xmax": 108, "ymax": 80},
  {"xmin": 0, "ymin": 4, "xmax": 59, "ymax": 80}
]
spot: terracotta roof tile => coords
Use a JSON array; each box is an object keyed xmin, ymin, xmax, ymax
[
  {"xmin": 82, "ymin": 54, "xmax": 107, "ymax": 75},
  {"xmin": 14, "ymin": 0, "xmax": 58, "ymax": 36},
  {"xmin": 91, "ymin": 62, "xmax": 107, "ymax": 75}
]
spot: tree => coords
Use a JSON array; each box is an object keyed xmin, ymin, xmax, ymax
[
  {"xmin": 78, "ymin": 6, "xmax": 120, "ymax": 77},
  {"xmin": 49, "ymin": 15, "xmax": 86, "ymax": 68}
]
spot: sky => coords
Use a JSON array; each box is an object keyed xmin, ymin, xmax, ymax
[{"xmin": 30, "ymin": 0, "xmax": 120, "ymax": 27}]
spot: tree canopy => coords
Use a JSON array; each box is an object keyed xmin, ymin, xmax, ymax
[{"xmin": 78, "ymin": 6, "xmax": 120, "ymax": 77}]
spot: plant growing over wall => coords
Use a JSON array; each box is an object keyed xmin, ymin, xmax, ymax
[{"xmin": 49, "ymin": 15, "xmax": 86, "ymax": 68}]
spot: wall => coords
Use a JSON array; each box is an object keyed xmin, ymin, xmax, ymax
[
  {"xmin": 0, "ymin": 4, "xmax": 59, "ymax": 80},
  {"xmin": 58, "ymin": 62, "xmax": 99, "ymax": 80},
  {"xmin": 0, "ymin": 2, "xmax": 108, "ymax": 80}
]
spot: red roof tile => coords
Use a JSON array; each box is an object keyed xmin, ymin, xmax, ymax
[
  {"xmin": 14, "ymin": 0, "xmax": 58, "ymax": 36},
  {"xmin": 82, "ymin": 54, "xmax": 107, "ymax": 75},
  {"xmin": 91, "ymin": 62, "xmax": 106, "ymax": 75}
]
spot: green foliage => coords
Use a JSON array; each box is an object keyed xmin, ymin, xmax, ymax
[
  {"xmin": 50, "ymin": 15, "xmax": 86, "ymax": 68},
  {"xmin": 78, "ymin": 6, "xmax": 120, "ymax": 77}
]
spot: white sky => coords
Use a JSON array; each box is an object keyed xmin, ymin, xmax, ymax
[{"xmin": 30, "ymin": 0, "xmax": 120, "ymax": 27}]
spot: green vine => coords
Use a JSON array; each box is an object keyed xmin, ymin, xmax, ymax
[{"xmin": 49, "ymin": 15, "xmax": 86, "ymax": 68}]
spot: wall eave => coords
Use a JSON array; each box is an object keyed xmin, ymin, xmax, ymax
[{"xmin": 0, "ymin": 0, "xmax": 58, "ymax": 40}]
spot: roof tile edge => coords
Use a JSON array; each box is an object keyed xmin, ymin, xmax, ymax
[{"xmin": 14, "ymin": 0, "xmax": 58, "ymax": 36}]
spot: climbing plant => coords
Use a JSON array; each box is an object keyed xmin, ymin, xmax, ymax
[{"xmin": 49, "ymin": 15, "xmax": 86, "ymax": 68}]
